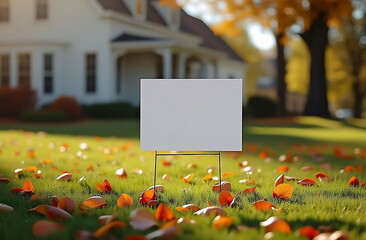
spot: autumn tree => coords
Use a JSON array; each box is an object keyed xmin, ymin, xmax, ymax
[
  {"xmin": 165, "ymin": 0, "xmax": 354, "ymax": 117},
  {"xmin": 341, "ymin": 0, "xmax": 366, "ymax": 118}
]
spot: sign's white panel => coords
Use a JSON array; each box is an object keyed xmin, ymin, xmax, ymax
[{"xmin": 140, "ymin": 79, "xmax": 242, "ymax": 151}]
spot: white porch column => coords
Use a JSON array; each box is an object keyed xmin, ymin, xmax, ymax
[
  {"xmin": 156, "ymin": 49, "xmax": 172, "ymax": 79},
  {"xmin": 10, "ymin": 50, "xmax": 17, "ymax": 87},
  {"xmin": 177, "ymin": 52, "xmax": 187, "ymax": 79}
]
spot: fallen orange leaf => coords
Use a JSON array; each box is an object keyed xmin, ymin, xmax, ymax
[
  {"xmin": 145, "ymin": 223, "xmax": 178, "ymax": 240},
  {"xmin": 30, "ymin": 193, "xmax": 40, "ymax": 201},
  {"xmin": 0, "ymin": 178, "xmax": 10, "ymax": 183},
  {"xmin": 57, "ymin": 197, "xmax": 75, "ymax": 213},
  {"xmin": 125, "ymin": 236, "xmax": 148, "ymax": 240},
  {"xmin": 301, "ymin": 166, "xmax": 315, "ymax": 172},
  {"xmin": 349, "ymin": 176, "xmax": 359, "ymax": 186},
  {"xmin": 93, "ymin": 221, "xmax": 126, "ymax": 238},
  {"xmin": 297, "ymin": 178, "xmax": 316, "ymax": 186},
  {"xmin": 129, "ymin": 209, "xmax": 158, "ymax": 231},
  {"xmin": 213, "ymin": 215, "xmax": 233, "ymax": 230},
  {"xmin": 29, "ymin": 205, "xmax": 72, "ymax": 221},
  {"xmin": 23, "ymin": 166, "xmax": 38, "ymax": 173},
  {"xmin": 10, "ymin": 179, "xmax": 34, "ymax": 194},
  {"xmin": 253, "ymin": 200, "xmax": 276, "ymax": 211},
  {"xmin": 222, "ymin": 172, "xmax": 236, "ymax": 179},
  {"xmin": 139, "ymin": 189, "xmax": 157, "ymax": 206},
  {"xmin": 156, "ymin": 203, "xmax": 175, "ymax": 222},
  {"xmin": 193, "ymin": 206, "xmax": 227, "ymax": 216},
  {"xmin": 176, "ymin": 204, "xmax": 201, "ymax": 213},
  {"xmin": 181, "ymin": 173, "xmax": 194, "ymax": 183},
  {"xmin": 96, "ymin": 179, "xmax": 112, "ymax": 194},
  {"xmin": 203, "ymin": 173, "xmax": 213, "ymax": 182},
  {"xmin": 117, "ymin": 193, "xmax": 133, "ymax": 208},
  {"xmin": 83, "ymin": 196, "xmax": 107, "ymax": 209},
  {"xmin": 277, "ymin": 165, "xmax": 289, "ymax": 173},
  {"xmin": 243, "ymin": 185, "xmax": 256, "ymax": 194},
  {"xmin": 260, "ymin": 216, "xmax": 291, "ymax": 234},
  {"xmin": 146, "ymin": 185, "xmax": 164, "ymax": 193},
  {"xmin": 273, "ymin": 183, "xmax": 294, "ymax": 200},
  {"xmin": 32, "ymin": 220, "xmax": 65, "ymax": 237}
]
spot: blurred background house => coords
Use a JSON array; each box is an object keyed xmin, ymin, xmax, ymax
[{"xmin": 0, "ymin": 0, "xmax": 245, "ymax": 108}]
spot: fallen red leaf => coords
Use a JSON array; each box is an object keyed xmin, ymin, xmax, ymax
[
  {"xmin": 274, "ymin": 174, "xmax": 284, "ymax": 187},
  {"xmin": 139, "ymin": 189, "xmax": 157, "ymax": 206},
  {"xmin": 297, "ymin": 178, "xmax": 316, "ymax": 186},
  {"xmin": 298, "ymin": 226, "xmax": 320, "ymax": 240},
  {"xmin": 301, "ymin": 166, "xmax": 315, "ymax": 172},
  {"xmin": 243, "ymin": 185, "xmax": 256, "ymax": 194},
  {"xmin": 10, "ymin": 179, "xmax": 34, "ymax": 194},
  {"xmin": 57, "ymin": 197, "xmax": 75, "ymax": 213},
  {"xmin": 176, "ymin": 204, "xmax": 201, "ymax": 213},
  {"xmin": 115, "ymin": 168, "xmax": 127, "ymax": 179},
  {"xmin": 56, "ymin": 173, "xmax": 72, "ymax": 181},
  {"xmin": 96, "ymin": 179, "xmax": 112, "ymax": 194},
  {"xmin": 212, "ymin": 181, "xmax": 231, "ymax": 192},
  {"xmin": 349, "ymin": 176, "xmax": 359, "ymax": 186},
  {"xmin": 29, "ymin": 205, "xmax": 72, "ymax": 221}
]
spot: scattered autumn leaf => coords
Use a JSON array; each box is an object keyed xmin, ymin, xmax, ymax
[
  {"xmin": 243, "ymin": 185, "xmax": 256, "ymax": 194},
  {"xmin": 10, "ymin": 179, "xmax": 34, "ymax": 194},
  {"xmin": 56, "ymin": 173, "xmax": 72, "ymax": 181},
  {"xmin": 176, "ymin": 204, "xmax": 201, "ymax": 213},
  {"xmin": 29, "ymin": 205, "xmax": 72, "ymax": 221},
  {"xmin": 181, "ymin": 173, "xmax": 194, "ymax": 183},
  {"xmin": 145, "ymin": 223, "xmax": 179, "ymax": 240},
  {"xmin": 349, "ymin": 176, "xmax": 359, "ymax": 186},
  {"xmin": 193, "ymin": 206, "xmax": 227, "ymax": 216},
  {"xmin": 117, "ymin": 193, "xmax": 133, "ymax": 208},
  {"xmin": 146, "ymin": 185, "xmax": 164, "ymax": 193},
  {"xmin": 274, "ymin": 174, "xmax": 285, "ymax": 187},
  {"xmin": 156, "ymin": 203, "xmax": 175, "ymax": 222},
  {"xmin": 30, "ymin": 193, "xmax": 39, "ymax": 201},
  {"xmin": 253, "ymin": 200, "xmax": 276, "ymax": 211},
  {"xmin": 301, "ymin": 166, "xmax": 315, "ymax": 172},
  {"xmin": 115, "ymin": 168, "xmax": 127, "ymax": 179},
  {"xmin": 57, "ymin": 197, "xmax": 75, "ymax": 213},
  {"xmin": 212, "ymin": 181, "xmax": 231, "ymax": 192},
  {"xmin": 93, "ymin": 221, "xmax": 126, "ymax": 238},
  {"xmin": 277, "ymin": 165, "xmax": 289, "ymax": 173},
  {"xmin": 260, "ymin": 216, "xmax": 291, "ymax": 234},
  {"xmin": 222, "ymin": 172, "xmax": 236, "ymax": 179},
  {"xmin": 298, "ymin": 178, "xmax": 316, "ymax": 186},
  {"xmin": 139, "ymin": 189, "xmax": 158, "ymax": 207},
  {"xmin": 83, "ymin": 196, "xmax": 107, "ymax": 209},
  {"xmin": 213, "ymin": 215, "xmax": 233, "ymax": 230},
  {"xmin": 130, "ymin": 209, "xmax": 158, "ymax": 231},
  {"xmin": 32, "ymin": 220, "xmax": 65, "ymax": 237},
  {"xmin": 0, "ymin": 178, "xmax": 10, "ymax": 183},
  {"xmin": 298, "ymin": 226, "xmax": 320, "ymax": 240},
  {"xmin": 273, "ymin": 183, "xmax": 294, "ymax": 200},
  {"xmin": 203, "ymin": 173, "xmax": 213, "ymax": 182},
  {"xmin": 0, "ymin": 203, "xmax": 14, "ymax": 212},
  {"xmin": 96, "ymin": 179, "xmax": 112, "ymax": 194}
]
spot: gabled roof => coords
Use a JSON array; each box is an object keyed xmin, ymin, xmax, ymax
[
  {"xmin": 96, "ymin": 0, "xmax": 243, "ymax": 62},
  {"xmin": 112, "ymin": 33, "xmax": 165, "ymax": 42}
]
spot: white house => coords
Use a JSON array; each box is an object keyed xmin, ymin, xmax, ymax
[{"xmin": 0, "ymin": 0, "xmax": 245, "ymax": 107}]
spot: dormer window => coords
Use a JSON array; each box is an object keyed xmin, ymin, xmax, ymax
[
  {"xmin": 0, "ymin": 0, "xmax": 9, "ymax": 22},
  {"xmin": 36, "ymin": 0, "xmax": 48, "ymax": 20}
]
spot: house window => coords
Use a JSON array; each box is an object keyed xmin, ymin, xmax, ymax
[
  {"xmin": 43, "ymin": 54, "xmax": 53, "ymax": 93},
  {"xmin": 36, "ymin": 0, "xmax": 48, "ymax": 20},
  {"xmin": 18, "ymin": 54, "xmax": 31, "ymax": 88},
  {"xmin": 0, "ymin": 55, "xmax": 10, "ymax": 87},
  {"xmin": 86, "ymin": 54, "xmax": 96, "ymax": 93},
  {"xmin": 0, "ymin": 0, "xmax": 9, "ymax": 22}
]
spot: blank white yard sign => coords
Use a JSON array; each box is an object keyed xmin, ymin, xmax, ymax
[{"xmin": 140, "ymin": 79, "xmax": 242, "ymax": 151}]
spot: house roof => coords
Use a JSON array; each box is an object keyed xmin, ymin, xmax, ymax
[
  {"xmin": 96, "ymin": 0, "xmax": 243, "ymax": 62},
  {"xmin": 112, "ymin": 33, "xmax": 164, "ymax": 42}
]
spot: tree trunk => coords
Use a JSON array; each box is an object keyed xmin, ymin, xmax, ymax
[
  {"xmin": 276, "ymin": 33, "xmax": 287, "ymax": 116},
  {"xmin": 300, "ymin": 12, "xmax": 330, "ymax": 117}
]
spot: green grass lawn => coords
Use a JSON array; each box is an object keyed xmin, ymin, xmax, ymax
[{"xmin": 0, "ymin": 117, "xmax": 365, "ymax": 240}]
